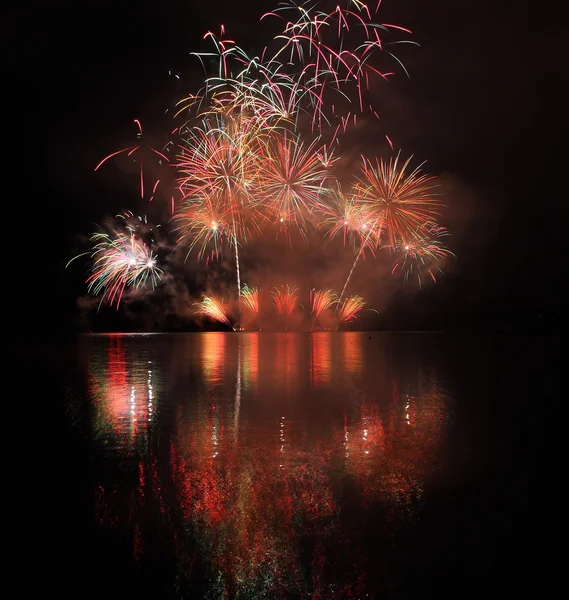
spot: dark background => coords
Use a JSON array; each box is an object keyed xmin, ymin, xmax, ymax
[{"xmin": 17, "ymin": 0, "xmax": 564, "ymax": 332}]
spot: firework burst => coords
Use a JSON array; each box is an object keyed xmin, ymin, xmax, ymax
[
  {"xmin": 319, "ymin": 183, "xmax": 381, "ymax": 255},
  {"xmin": 353, "ymin": 153, "xmax": 440, "ymax": 247},
  {"xmin": 391, "ymin": 222, "xmax": 454, "ymax": 286},
  {"xmin": 338, "ymin": 295, "xmax": 366, "ymax": 324},
  {"xmin": 240, "ymin": 285, "xmax": 260, "ymax": 316},
  {"xmin": 68, "ymin": 227, "xmax": 162, "ymax": 309},
  {"xmin": 310, "ymin": 288, "xmax": 339, "ymax": 322},
  {"xmin": 94, "ymin": 119, "xmax": 170, "ymax": 201},
  {"xmin": 272, "ymin": 284, "xmax": 299, "ymax": 320},
  {"xmin": 259, "ymin": 132, "xmax": 331, "ymax": 236},
  {"xmin": 193, "ymin": 296, "xmax": 233, "ymax": 328},
  {"xmin": 173, "ymin": 196, "xmax": 231, "ymax": 260}
]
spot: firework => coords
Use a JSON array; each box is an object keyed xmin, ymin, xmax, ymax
[
  {"xmin": 319, "ymin": 183, "xmax": 380, "ymax": 255},
  {"xmin": 117, "ymin": 210, "xmax": 162, "ymax": 244},
  {"xmin": 75, "ymin": 1, "xmax": 452, "ymax": 329},
  {"xmin": 174, "ymin": 196, "xmax": 231, "ymax": 260},
  {"xmin": 272, "ymin": 285, "xmax": 298, "ymax": 320},
  {"xmin": 240, "ymin": 285, "xmax": 260, "ymax": 316},
  {"xmin": 353, "ymin": 153, "xmax": 440, "ymax": 247},
  {"xmin": 310, "ymin": 288, "xmax": 338, "ymax": 322},
  {"xmin": 261, "ymin": 0, "xmax": 414, "ymax": 134},
  {"xmin": 193, "ymin": 296, "xmax": 233, "ymax": 328},
  {"xmin": 338, "ymin": 295, "xmax": 365, "ymax": 324},
  {"xmin": 94, "ymin": 119, "xmax": 170, "ymax": 201},
  {"xmin": 175, "ymin": 113, "xmax": 268, "ymax": 310},
  {"xmin": 338, "ymin": 153, "xmax": 440, "ymax": 300},
  {"xmin": 259, "ymin": 132, "xmax": 331, "ymax": 236},
  {"xmin": 391, "ymin": 222, "xmax": 454, "ymax": 286},
  {"xmin": 69, "ymin": 227, "xmax": 162, "ymax": 309}
]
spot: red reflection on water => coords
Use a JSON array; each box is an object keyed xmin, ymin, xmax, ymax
[
  {"xmin": 201, "ymin": 333, "xmax": 226, "ymax": 385},
  {"xmin": 342, "ymin": 332, "xmax": 363, "ymax": 378},
  {"xmin": 274, "ymin": 333, "xmax": 298, "ymax": 391},
  {"xmin": 170, "ymin": 406, "xmax": 338, "ymax": 597},
  {"xmin": 104, "ymin": 335, "xmax": 127, "ymax": 425},
  {"xmin": 310, "ymin": 332, "xmax": 332, "ymax": 385},
  {"xmin": 89, "ymin": 343, "xmax": 449, "ymax": 597},
  {"xmin": 88, "ymin": 335, "xmax": 154, "ymax": 442}
]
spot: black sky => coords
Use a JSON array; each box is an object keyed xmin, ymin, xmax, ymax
[{"xmin": 25, "ymin": 0, "xmax": 563, "ymax": 333}]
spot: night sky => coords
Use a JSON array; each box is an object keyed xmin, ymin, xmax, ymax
[{"xmin": 29, "ymin": 0, "xmax": 562, "ymax": 333}]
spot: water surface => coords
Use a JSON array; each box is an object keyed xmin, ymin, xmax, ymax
[{"xmin": 41, "ymin": 332, "xmax": 537, "ymax": 598}]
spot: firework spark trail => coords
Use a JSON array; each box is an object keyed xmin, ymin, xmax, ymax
[
  {"xmin": 193, "ymin": 296, "xmax": 233, "ymax": 328},
  {"xmin": 338, "ymin": 295, "xmax": 366, "ymax": 325},
  {"xmin": 338, "ymin": 216, "xmax": 383, "ymax": 302},
  {"xmin": 339, "ymin": 247, "xmax": 364, "ymax": 303},
  {"xmin": 272, "ymin": 284, "xmax": 299, "ymax": 322},
  {"xmin": 240, "ymin": 285, "xmax": 260, "ymax": 316},
  {"xmin": 310, "ymin": 288, "xmax": 339, "ymax": 322},
  {"xmin": 94, "ymin": 120, "xmax": 170, "ymax": 200}
]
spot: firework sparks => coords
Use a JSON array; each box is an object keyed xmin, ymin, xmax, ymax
[
  {"xmin": 259, "ymin": 132, "xmax": 331, "ymax": 236},
  {"xmin": 193, "ymin": 296, "xmax": 233, "ymax": 328},
  {"xmin": 240, "ymin": 285, "xmax": 260, "ymax": 316},
  {"xmin": 94, "ymin": 119, "xmax": 170, "ymax": 200},
  {"xmin": 310, "ymin": 288, "xmax": 339, "ymax": 322},
  {"xmin": 67, "ymin": 225, "xmax": 163, "ymax": 309},
  {"xmin": 353, "ymin": 153, "xmax": 440, "ymax": 247},
  {"xmin": 272, "ymin": 284, "xmax": 299, "ymax": 320},
  {"xmin": 391, "ymin": 222, "xmax": 454, "ymax": 286},
  {"xmin": 319, "ymin": 183, "xmax": 380, "ymax": 256},
  {"xmin": 338, "ymin": 295, "xmax": 366, "ymax": 324}
]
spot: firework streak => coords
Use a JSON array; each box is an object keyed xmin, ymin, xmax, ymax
[
  {"xmin": 338, "ymin": 295, "xmax": 366, "ymax": 324},
  {"xmin": 193, "ymin": 296, "xmax": 233, "ymax": 329},
  {"xmin": 272, "ymin": 285, "xmax": 299, "ymax": 321},
  {"xmin": 240, "ymin": 285, "xmax": 260, "ymax": 316},
  {"xmin": 311, "ymin": 288, "xmax": 339, "ymax": 322}
]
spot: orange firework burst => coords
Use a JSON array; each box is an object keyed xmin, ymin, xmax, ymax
[
  {"xmin": 176, "ymin": 115, "xmax": 263, "ymax": 236},
  {"xmin": 259, "ymin": 132, "xmax": 331, "ymax": 236},
  {"xmin": 310, "ymin": 288, "xmax": 338, "ymax": 322},
  {"xmin": 319, "ymin": 183, "xmax": 381, "ymax": 255},
  {"xmin": 272, "ymin": 284, "xmax": 298, "ymax": 320},
  {"xmin": 353, "ymin": 153, "xmax": 440, "ymax": 247},
  {"xmin": 338, "ymin": 295, "xmax": 365, "ymax": 324},
  {"xmin": 173, "ymin": 196, "xmax": 231, "ymax": 260}
]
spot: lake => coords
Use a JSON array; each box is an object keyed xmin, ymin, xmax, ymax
[{"xmin": 38, "ymin": 332, "xmax": 539, "ymax": 598}]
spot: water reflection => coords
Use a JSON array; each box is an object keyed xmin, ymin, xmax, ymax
[
  {"xmin": 310, "ymin": 332, "xmax": 332, "ymax": 385},
  {"xmin": 342, "ymin": 331, "xmax": 364, "ymax": 379},
  {"xmin": 88, "ymin": 334, "xmax": 159, "ymax": 448},
  {"xmin": 82, "ymin": 333, "xmax": 451, "ymax": 598},
  {"xmin": 201, "ymin": 333, "xmax": 226, "ymax": 386},
  {"xmin": 240, "ymin": 333, "xmax": 258, "ymax": 391}
]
